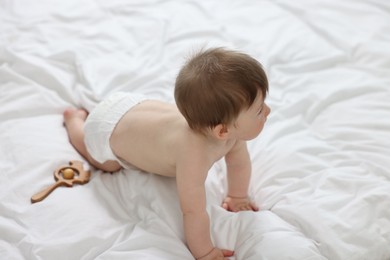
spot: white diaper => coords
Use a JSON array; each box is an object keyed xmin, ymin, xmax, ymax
[{"xmin": 84, "ymin": 92, "xmax": 148, "ymax": 169}]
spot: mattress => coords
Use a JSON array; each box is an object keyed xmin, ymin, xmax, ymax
[{"xmin": 1, "ymin": 0, "xmax": 389, "ymax": 259}]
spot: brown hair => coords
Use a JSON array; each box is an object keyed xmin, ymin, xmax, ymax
[{"xmin": 174, "ymin": 47, "xmax": 268, "ymax": 133}]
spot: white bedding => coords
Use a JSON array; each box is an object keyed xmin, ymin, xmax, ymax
[{"xmin": 1, "ymin": 1, "xmax": 390, "ymax": 259}]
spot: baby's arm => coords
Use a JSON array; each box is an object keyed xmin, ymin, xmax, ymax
[
  {"xmin": 223, "ymin": 140, "xmax": 258, "ymax": 212},
  {"xmin": 176, "ymin": 156, "xmax": 214, "ymax": 258},
  {"xmin": 176, "ymin": 151, "xmax": 233, "ymax": 259}
]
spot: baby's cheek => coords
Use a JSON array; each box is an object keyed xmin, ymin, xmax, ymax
[{"xmin": 259, "ymin": 118, "xmax": 267, "ymax": 129}]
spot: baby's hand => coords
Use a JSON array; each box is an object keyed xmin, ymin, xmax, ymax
[
  {"xmin": 222, "ymin": 196, "xmax": 259, "ymax": 212},
  {"xmin": 197, "ymin": 248, "xmax": 234, "ymax": 260}
]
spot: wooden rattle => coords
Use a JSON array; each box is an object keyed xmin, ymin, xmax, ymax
[{"xmin": 31, "ymin": 160, "xmax": 90, "ymax": 203}]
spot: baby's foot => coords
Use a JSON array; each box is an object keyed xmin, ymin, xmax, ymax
[{"xmin": 63, "ymin": 108, "xmax": 88, "ymax": 127}]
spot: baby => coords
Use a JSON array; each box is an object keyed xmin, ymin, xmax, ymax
[{"xmin": 63, "ymin": 47, "xmax": 270, "ymax": 260}]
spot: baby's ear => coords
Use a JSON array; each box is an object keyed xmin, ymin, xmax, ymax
[{"xmin": 212, "ymin": 124, "xmax": 229, "ymax": 140}]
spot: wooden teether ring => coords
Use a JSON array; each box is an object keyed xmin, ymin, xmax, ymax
[{"xmin": 31, "ymin": 160, "xmax": 90, "ymax": 203}]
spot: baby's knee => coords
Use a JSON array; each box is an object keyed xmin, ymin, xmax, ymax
[
  {"xmin": 100, "ymin": 161, "xmax": 122, "ymax": 173},
  {"xmin": 89, "ymin": 156, "xmax": 122, "ymax": 173}
]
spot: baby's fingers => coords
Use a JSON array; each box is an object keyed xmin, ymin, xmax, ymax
[
  {"xmin": 250, "ymin": 201, "xmax": 259, "ymax": 211},
  {"xmin": 221, "ymin": 249, "xmax": 234, "ymax": 257},
  {"xmin": 222, "ymin": 202, "xmax": 229, "ymax": 211}
]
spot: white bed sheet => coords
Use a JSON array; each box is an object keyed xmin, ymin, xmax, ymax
[{"xmin": 1, "ymin": 0, "xmax": 389, "ymax": 259}]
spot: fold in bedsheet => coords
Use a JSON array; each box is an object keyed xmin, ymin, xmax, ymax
[{"xmin": 1, "ymin": 0, "xmax": 389, "ymax": 259}]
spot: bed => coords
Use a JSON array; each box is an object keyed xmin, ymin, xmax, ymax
[{"xmin": 1, "ymin": 0, "xmax": 389, "ymax": 259}]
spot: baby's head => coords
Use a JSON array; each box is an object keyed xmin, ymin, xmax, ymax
[{"xmin": 174, "ymin": 47, "xmax": 268, "ymax": 134}]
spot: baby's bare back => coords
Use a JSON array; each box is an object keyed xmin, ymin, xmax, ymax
[{"xmin": 110, "ymin": 100, "xmax": 188, "ymax": 177}]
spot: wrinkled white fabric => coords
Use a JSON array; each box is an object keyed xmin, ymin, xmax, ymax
[{"xmin": 0, "ymin": 0, "xmax": 389, "ymax": 260}]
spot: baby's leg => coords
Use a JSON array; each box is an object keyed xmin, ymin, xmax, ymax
[{"xmin": 63, "ymin": 109, "xmax": 121, "ymax": 172}]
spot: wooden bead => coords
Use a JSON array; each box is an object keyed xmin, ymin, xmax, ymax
[{"xmin": 62, "ymin": 168, "xmax": 75, "ymax": 179}]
